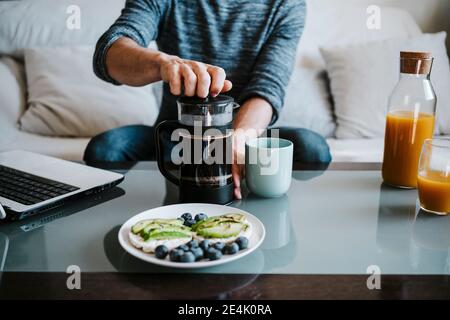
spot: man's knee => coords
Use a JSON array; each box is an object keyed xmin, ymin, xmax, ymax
[
  {"xmin": 83, "ymin": 128, "xmax": 129, "ymax": 163},
  {"xmin": 276, "ymin": 127, "xmax": 332, "ymax": 163}
]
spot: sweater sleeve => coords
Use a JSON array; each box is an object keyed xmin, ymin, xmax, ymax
[
  {"xmin": 238, "ymin": 0, "xmax": 306, "ymax": 124},
  {"xmin": 93, "ymin": 0, "xmax": 167, "ymax": 85}
]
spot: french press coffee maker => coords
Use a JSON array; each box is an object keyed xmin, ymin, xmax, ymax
[{"xmin": 155, "ymin": 95, "xmax": 239, "ymax": 204}]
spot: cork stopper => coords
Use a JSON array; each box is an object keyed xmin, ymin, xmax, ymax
[{"xmin": 400, "ymin": 51, "xmax": 433, "ymax": 75}]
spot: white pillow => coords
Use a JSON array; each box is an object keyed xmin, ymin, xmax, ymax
[
  {"xmin": 0, "ymin": 57, "xmax": 27, "ymax": 130},
  {"xmin": 0, "ymin": 0, "xmax": 126, "ymax": 59},
  {"xmin": 320, "ymin": 32, "xmax": 450, "ymax": 138},
  {"xmin": 19, "ymin": 46, "xmax": 159, "ymax": 137},
  {"xmin": 275, "ymin": 68, "xmax": 335, "ymax": 138},
  {"xmin": 297, "ymin": 2, "xmax": 422, "ymax": 68}
]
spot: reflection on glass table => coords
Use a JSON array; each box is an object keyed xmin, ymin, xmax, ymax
[
  {"xmin": 236, "ymin": 193, "xmax": 297, "ymax": 272},
  {"xmin": 0, "ymin": 187, "xmax": 125, "ymax": 272},
  {"xmin": 376, "ymin": 183, "xmax": 417, "ymax": 254},
  {"xmin": 412, "ymin": 210, "xmax": 450, "ymax": 274},
  {"xmin": 376, "ymin": 182, "xmax": 450, "ymax": 275},
  {"xmin": 0, "ymin": 165, "xmax": 449, "ymax": 277}
]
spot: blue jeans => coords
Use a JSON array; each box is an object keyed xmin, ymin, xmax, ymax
[{"xmin": 83, "ymin": 125, "xmax": 332, "ymax": 164}]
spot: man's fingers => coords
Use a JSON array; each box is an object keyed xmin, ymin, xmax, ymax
[
  {"xmin": 208, "ymin": 66, "xmax": 226, "ymax": 97},
  {"xmin": 168, "ymin": 64, "xmax": 181, "ymax": 95},
  {"xmin": 222, "ymin": 80, "xmax": 233, "ymax": 93},
  {"xmin": 232, "ymin": 165, "xmax": 241, "ymax": 188},
  {"xmin": 190, "ymin": 62, "xmax": 211, "ymax": 98},
  {"xmin": 181, "ymin": 63, "xmax": 197, "ymax": 96},
  {"xmin": 234, "ymin": 187, "xmax": 242, "ymax": 200},
  {"xmin": 163, "ymin": 58, "xmax": 232, "ymax": 97},
  {"xmin": 232, "ymin": 163, "xmax": 242, "ymax": 200}
]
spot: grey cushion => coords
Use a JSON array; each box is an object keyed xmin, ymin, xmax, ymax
[
  {"xmin": 19, "ymin": 46, "xmax": 160, "ymax": 138},
  {"xmin": 275, "ymin": 68, "xmax": 336, "ymax": 138}
]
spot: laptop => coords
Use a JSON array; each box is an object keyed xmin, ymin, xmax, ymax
[{"xmin": 0, "ymin": 150, "xmax": 124, "ymax": 220}]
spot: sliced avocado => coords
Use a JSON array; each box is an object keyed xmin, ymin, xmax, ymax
[
  {"xmin": 131, "ymin": 218, "xmax": 184, "ymax": 234},
  {"xmin": 196, "ymin": 221, "xmax": 247, "ymax": 239},
  {"xmin": 192, "ymin": 217, "xmax": 239, "ymax": 231},
  {"xmin": 153, "ymin": 219, "xmax": 184, "ymax": 226},
  {"xmin": 141, "ymin": 225, "xmax": 192, "ymax": 239},
  {"xmin": 143, "ymin": 231, "xmax": 192, "ymax": 241},
  {"xmin": 221, "ymin": 213, "xmax": 246, "ymax": 223},
  {"xmin": 148, "ymin": 226, "xmax": 192, "ymax": 236},
  {"xmin": 131, "ymin": 219, "xmax": 153, "ymax": 234},
  {"xmin": 142, "ymin": 223, "xmax": 190, "ymax": 234},
  {"xmin": 192, "ymin": 213, "xmax": 245, "ymax": 228}
]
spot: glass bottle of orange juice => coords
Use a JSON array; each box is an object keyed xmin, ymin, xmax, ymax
[{"xmin": 382, "ymin": 51, "xmax": 437, "ymax": 188}]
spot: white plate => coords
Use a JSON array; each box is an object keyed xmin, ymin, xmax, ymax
[{"xmin": 118, "ymin": 203, "xmax": 266, "ymax": 269}]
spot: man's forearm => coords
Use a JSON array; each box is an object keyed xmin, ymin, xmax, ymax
[
  {"xmin": 233, "ymin": 97, "xmax": 273, "ymax": 132},
  {"xmin": 232, "ymin": 97, "xmax": 273, "ymax": 165},
  {"xmin": 231, "ymin": 97, "xmax": 274, "ymax": 198},
  {"xmin": 105, "ymin": 37, "xmax": 169, "ymax": 86},
  {"xmin": 104, "ymin": 37, "xmax": 232, "ymax": 98}
]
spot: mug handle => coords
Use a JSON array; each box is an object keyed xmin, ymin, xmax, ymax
[{"xmin": 155, "ymin": 120, "xmax": 181, "ymax": 186}]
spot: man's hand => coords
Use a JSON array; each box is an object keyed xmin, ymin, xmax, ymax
[
  {"xmin": 232, "ymin": 98, "xmax": 273, "ymax": 199},
  {"xmin": 106, "ymin": 37, "xmax": 232, "ymax": 97},
  {"xmin": 160, "ymin": 56, "xmax": 232, "ymax": 98},
  {"xmin": 232, "ymin": 129, "xmax": 255, "ymax": 200}
]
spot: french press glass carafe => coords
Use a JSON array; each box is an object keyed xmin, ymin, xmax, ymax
[{"xmin": 155, "ymin": 95, "xmax": 239, "ymax": 204}]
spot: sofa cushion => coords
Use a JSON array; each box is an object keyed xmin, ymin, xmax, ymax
[
  {"xmin": 321, "ymin": 32, "xmax": 450, "ymax": 138},
  {"xmin": 19, "ymin": 46, "xmax": 159, "ymax": 138},
  {"xmin": 0, "ymin": 0, "xmax": 126, "ymax": 59},
  {"xmin": 0, "ymin": 57, "xmax": 26, "ymax": 129},
  {"xmin": 0, "ymin": 131, "xmax": 89, "ymax": 162},
  {"xmin": 297, "ymin": 2, "xmax": 422, "ymax": 68},
  {"xmin": 275, "ymin": 68, "xmax": 336, "ymax": 138},
  {"xmin": 327, "ymin": 138, "xmax": 384, "ymax": 163},
  {"xmin": 327, "ymin": 135, "xmax": 450, "ymax": 163}
]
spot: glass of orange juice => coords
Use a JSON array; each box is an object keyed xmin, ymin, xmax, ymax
[{"xmin": 417, "ymin": 139, "xmax": 450, "ymax": 215}]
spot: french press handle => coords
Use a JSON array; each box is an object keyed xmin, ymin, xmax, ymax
[{"xmin": 155, "ymin": 120, "xmax": 181, "ymax": 186}]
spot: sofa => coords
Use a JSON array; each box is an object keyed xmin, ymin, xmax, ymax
[{"xmin": 1, "ymin": 0, "xmax": 449, "ymax": 163}]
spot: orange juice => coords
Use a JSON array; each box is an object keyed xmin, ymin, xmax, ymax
[
  {"xmin": 418, "ymin": 171, "xmax": 450, "ymax": 214},
  {"xmin": 382, "ymin": 111, "xmax": 435, "ymax": 188}
]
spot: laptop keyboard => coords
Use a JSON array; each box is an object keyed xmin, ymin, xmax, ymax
[{"xmin": 0, "ymin": 165, "xmax": 79, "ymax": 205}]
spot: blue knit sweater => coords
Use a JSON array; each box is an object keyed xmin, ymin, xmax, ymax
[{"xmin": 94, "ymin": 0, "xmax": 306, "ymax": 123}]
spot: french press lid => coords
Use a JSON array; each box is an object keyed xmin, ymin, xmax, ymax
[
  {"xmin": 177, "ymin": 95, "xmax": 234, "ymax": 106},
  {"xmin": 177, "ymin": 95, "xmax": 237, "ymax": 127}
]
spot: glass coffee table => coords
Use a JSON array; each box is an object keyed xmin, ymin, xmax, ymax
[{"xmin": 0, "ymin": 162, "xmax": 449, "ymax": 299}]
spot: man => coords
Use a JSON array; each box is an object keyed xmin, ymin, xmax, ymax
[{"xmin": 84, "ymin": 0, "xmax": 331, "ymax": 199}]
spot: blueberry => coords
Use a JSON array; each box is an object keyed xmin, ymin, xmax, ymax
[
  {"xmin": 199, "ymin": 240, "xmax": 210, "ymax": 251},
  {"xmin": 223, "ymin": 243, "xmax": 239, "ymax": 255},
  {"xmin": 190, "ymin": 247, "xmax": 204, "ymax": 261},
  {"xmin": 178, "ymin": 244, "xmax": 190, "ymax": 252},
  {"xmin": 154, "ymin": 245, "xmax": 169, "ymax": 259},
  {"xmin": 195, "ymin": 213, "xmax": 208, "ymax": 222},
  {"xmin": 188, "ymin": 240, "xmax": 198, "ymax": 248},
  {"xmin": 181, "ymin": 212, "xmax": 192, "ymax": 221},
  {"xmin": 235, "ymin": 236, "xmax": 249, "ymax": 250},
  {"xmin": 180, "ymin": 251, "xmax": 196, "ymax": 263},
  {"xmin": 206, "ymin": 247, "xmax": 223, "ymax": 261},
  {"xmin": 213, "ymin": 242, "xmax": 225, "ymax": 251},
  {"xmin": 169, "ymin": 249, "xmax": 183, "ymax": 262},
  {"xmin": 183, "ymin": 218, "xmax": 196, "ymax": 227}
]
